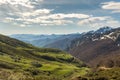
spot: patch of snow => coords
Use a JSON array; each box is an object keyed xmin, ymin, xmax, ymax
[
  {"xmin": 117, "ymin": 44, "xmax": 120, "ymax": 47},
  {"xmin": 92, "ymin": 38, "xmax": 99, "ymax": 41},
  {"xmin": 100, "ymin": 37, "xmax": 106, "ymax": 40}
]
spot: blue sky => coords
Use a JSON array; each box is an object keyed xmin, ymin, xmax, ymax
[{"xmin": 0, "ymin": 0, "xmax": 120, "ymax": 35}]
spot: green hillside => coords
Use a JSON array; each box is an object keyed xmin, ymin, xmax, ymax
[
  {"xmin": 73, "ymin": 68, "xmax": 120, "ymax": 80},
  {"xmin": 0, "ymin": 34, "xmax": 88, "ymax": 80}
]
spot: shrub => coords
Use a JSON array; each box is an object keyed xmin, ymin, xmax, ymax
[
  {"xmin": 41, "ymin": 55, "xmax": 56, "ymax": 61},
  {"xmin": 0, "ymin": 62, "xmax": 14, "ymax": 69},
  {"xmin": 25, "ymin": 68, "xmax": 40, "ymax": 75},
  {"xmin": 76, "ymin": 76, "xmax": 88, "ymax": 80},
  {"xmin": 31, "ymin": 62, "xmax": 42, "ymax": 68},
  {"xmin": 95, "ymin": 77, "xmax": 108, "ymax": 80}
]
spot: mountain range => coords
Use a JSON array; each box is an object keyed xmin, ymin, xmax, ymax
[
  {"xmin": 10, "ymin": 27, "xmax": 113, "ymax": 51},
  {"xmin": 69, "ymin": 27, "xmax": 120, "ymax": 68},
  {"xmin": 1, "ymin": 26, "xmax": 120, "ymax": 80},
  {"xmin": 10, "ymin": 26, "xmax": 120, "ymax": 68},
  {"xmin": 10, "ymin": 33, "xmax": 81, "ymax": 50}
]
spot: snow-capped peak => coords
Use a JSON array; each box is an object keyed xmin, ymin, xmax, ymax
[{"xmin": 95, "ymin": 26, "xmax": 112, "ymax": 34}]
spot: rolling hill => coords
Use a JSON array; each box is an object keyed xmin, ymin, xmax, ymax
[{"xmin": 0, "ymin": 34, "xmax": 88, "ymax": 80}]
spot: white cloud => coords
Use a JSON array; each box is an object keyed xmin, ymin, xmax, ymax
[
  {"xmin": 39, "ymin": 20, "xmax": 73, "ymax": 26},
  {"xmin": 0, "ymin": 0, "xmax": 34, "ymax": 8},
  {"xmin": 46, "ymin": 13, "xmax": 90, "ymax": 19},
  {"xmin": 102, "ymin": 1, "xmax": 120, "ymax": 13},
  {"xmin": 0, "ymin": 0, "xmax": 43, "ymax": 8},
  {"xmin": 19, "ymin": 9, "xmax": 52, "ymax": 17},
  {"xmin": 12, "ymin": 17, "xmax": 73, "ymax": 26},
  {"xmin": 20, "ymin": 24, "xmax": 26, "ymax": 27},
  {"xmin": 0, "ymin": 0, "xmax": 90, "ymax": 26},
  {"xmin": 34, "ymin": 13, "xmax": 90, "ymax": 20},
  {"xmin": 0, "ymin": 5, "xmax": 90, "ymax": 26},
  {"xmin": 9, "ymin": 13, "xmax": 89, "ymax": 25},
  {"xmin": 78, "ymin": 17, "xmax": 108, "ymax": 24},
  {"xmin": 78, "ymin": 16, "xmax": 120, "ymax": 28}
]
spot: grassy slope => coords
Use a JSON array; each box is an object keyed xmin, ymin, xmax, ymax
[
  {"xmin": 0, "ymin": 34, "xmax": 88, "ymax": 80},
  {"xmin": 72, "ymin": 68, "xmax": 120, "ymax": 80},
  {"xmin": 88, "ymin": 68, "xmax": 120, "ymax": 80}
]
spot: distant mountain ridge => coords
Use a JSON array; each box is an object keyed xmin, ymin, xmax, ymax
[
  {"xmin": 10, "ymin": 33, "xmax": 81, "ymax": 50},
  {"xmin": 10, "ymin": 27, "xmax": 113, "ymax": 51},
  {"xmin": 95, "ymin": 26, "xmax": 112, "ymax": 33}
]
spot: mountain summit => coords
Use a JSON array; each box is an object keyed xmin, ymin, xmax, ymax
[{"xmin": 95, "ymin": 26, "xmax": 112, "ymax": 34}]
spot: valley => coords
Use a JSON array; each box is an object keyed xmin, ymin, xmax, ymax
[
  {"xmin": 8, "ymin": 27, "xmax": 120, "ymax": 80},
  {"xmin": 0, "ymin": 0, "xmax": 120, "ymax": 80}
]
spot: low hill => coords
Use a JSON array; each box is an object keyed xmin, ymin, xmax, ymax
[{"xmin": 0, "ymin": 34, "xmax": 88, "ymax": 80}]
